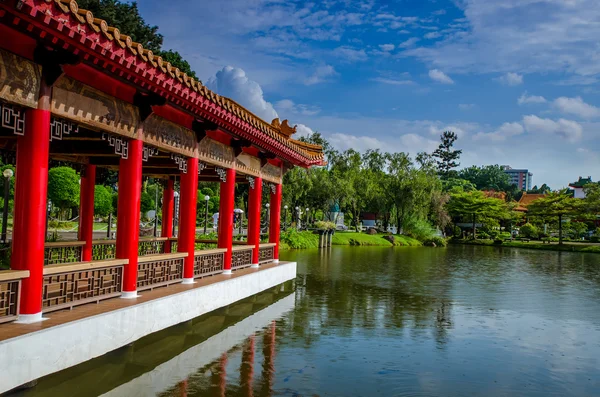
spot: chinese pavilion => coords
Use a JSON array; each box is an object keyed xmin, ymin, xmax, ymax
[{"xmin": 0, "ymin": 0, "xmax": 324, "ymax": 328}]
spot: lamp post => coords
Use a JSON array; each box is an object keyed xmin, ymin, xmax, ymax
[
  {"xmin": 1, "ymin": 168, "xmax": 13, "ymax": 242},
  {"xmin": 153, "ymin": 182, "xmax": 159, "ymax": 237},
  {"xmin": 173, "ymin": 191, "xmax": 180, "ymax": 237},
  {"xmin": 295, "ymin": 206, "xmax": 300, "ymax": 230},
  {"xmin": 265, "ymin": 203, "xmax": 270, "ymax": 230},
  {"xmin": 306, "ymin": 207, "xmax": 310, "ymax": 228},
  {"xmin": 203, "ymin": 195, "xmax": 210, "ymax": 235},
  {"xmin": 283, "ymin": 205, "xmax": 288, "ymax": 231},
  {"xmin": 45, "ymin": 200, "xmax": 52, "ymax": 241}
]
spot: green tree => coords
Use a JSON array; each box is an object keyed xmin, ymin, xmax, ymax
[
  {"xmin": 432, "ymin": 131, "xmax": 462, "ymax": 179},
  {"xmin": 458, "ymin": 165, "xmax": 513, "ymax": 193},
  {"xmin": 140, "ymin": 191, "xmax": 155, "ymax": 215},
  {"xmin": 48, "ymin": 167, "xmax": 80, "ymax": 219},
  {"xmin": 156, "ymin": 49, "xmax": 198, "ymax": 80},
  {"xmin": 519, "ymin": 222, "xmax": 538, "ymax": 239},
  {"xmin": 446, "ymin": 190, "xmax": 507, "ymax": 239},
  {"xmin": 94, "ymin": 185, "xmax": 113, "ymax": 217},
  {"xmin": 527, "ymin": 190, "xmax": 582, "ymax": 245}
]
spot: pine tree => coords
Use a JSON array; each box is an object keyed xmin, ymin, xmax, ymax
[{"xmin": 432, "ymin": 131, "xmax": 462, "ymax": 179}]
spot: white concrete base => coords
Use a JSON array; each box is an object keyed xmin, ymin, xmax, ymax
[
  {"xmin": 222, "ymin": 269, "xmax": 232, "ymax": 275},
  {"xmin": 250, "ymin": 263, "xmax": 260, "ymax": 268},
  {"xmin": 273, "ymin": 259, "xmax": 280, "ymax": 263},
  {"xmin": 181, "ymin": 278, "xmax": 195, "ymax": 285},
  {"xmin": 120, "ymin": 291, "xmax": 140, "ymax": 299},
  {"xmin": 0, "ymin": 261, "xmax": 296, "ymax": 394},
  {"xmin": 102, "ymin": 293, "xmax": 295, "ymax": 397},
  {"xmin": 15, "ymin": 312, "xmax": 46, "ymax": 324}
]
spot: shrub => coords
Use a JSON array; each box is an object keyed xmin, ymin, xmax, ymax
[
  {"xmin": 314, "ymin": 221, "xmax": 336, "ymax": 231},
  {"xmin": 423, "ymin": 236, "xmax": 447, "ymax": 247},
  {"xmin": 280, "ymin": 229, "xmax": 319, "ymax": 249},
  {"xmin": 403, "ymin": 217, "xmax": 436, "ymax": 242},
  {"xmin": 520, "ymin": 223, "xmax": 538, "ymax": 239}
]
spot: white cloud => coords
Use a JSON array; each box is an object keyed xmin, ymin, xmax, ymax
[
  {"xmin": 474, "ymin": 122, "xmax": 524, "ymax": 141},
  {"xmin": 275, "ymin": 99, "xmax": 321, "ymax": 116},
  {"xmin": 424, "ymin": 32, "xmax": 442, "ymax": 39},
  {"xmin": 553, "ymin": 96, "xmax": 600, "ymax": 119},
  {"xmin": 379, "ymin": 43, "xmax": 395, "ymax": 51},
  {"xmin": 523, "ymin": 115, "xmax": 583, "ymax": 142},
  {"xmin": 459, "ymin": 103, "xmax": 475, "ymax": 110},
  {"xmin": 332, "ymin": 46, "xmax": 368, "ymax": 62},
  {"xmin": 304, "ymin": 64, "xmax": 337, "ymax": 85},
  {"xmin": 497, "ymin": 72, "xmax": 523, "ymax": 86},
  {"xmin": 518, "ymin": 92, "xmax": 547, "ymax": 105},
  {"xmin": 295, "ymin": 124, "xmax": 315, "ymax": 138},
  {"xmin": 370, "ymin": 77, "xmax": 414, "ymax": 85},
  {"xmin": 206, "ymin": 66, "xmax": 278, "ymax": 122},
  {"xmin": 398, "ymin": 37, "xmax": 420, "ymax": 48},
  {"xmin": 429, "ymin": 69, "xmax": 454, "ymax": 84},
  {"xmin": 328, "ymin": 132, "xmax": 437, "ymax": 155}
]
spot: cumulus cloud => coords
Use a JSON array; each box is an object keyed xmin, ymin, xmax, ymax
[
  {"xmin": 497, "ymin": 72, "xmax": 523, "ymax": 86},
  {"xmin": 429, "ymin": 69, "xmax": 454, "ymax": 84},
  {"xmin": 518, "ymin": 92, "xmax": 547, "ymax": 105},
  {"xmin": 206, "ymin": 66, "xmax": 278, "ymax": 122},
  {"xmin": 275, "ymin": 99, "xmax": 321, "ymax": 116},
  {"xmin": 523, "ymin": 115, "xmax": 583, "ymax": 142},
  {"xmin": 304, "ymin": 64, "xmax": 337, "ymax": 85},
  {"xmin": 474, "ymin": 122, "xmax": 524, "ymax": 141},
  {"xmin": 379, "ymin": 43, "xmax": 395, "ymax": 52},
  {"xmin": 332, "ymin": 46, "xmax": 368, "ymax": 62},
  {"xmin": 295, "ymin": 124, "xmax": 315, "ymax": 138},
  {"xmin": 328, "ymin": 132, "xmax": 437, "ymax": 155},
  {"xmin": 424, "ymin": 32, "xmax": 442, "ymax": 39},
  {"xmin": 398, "ymin": 37, "xmax": 420, "ymax": 48},
  {"xmin": 553, "ymin": 96, "xmax": 600, "ymax": 119},
  {"xmin": 370, "ymin": 77, "xmax": 414, "ymax": 85},
  {"xmin": 459, "ymin": 103, "xmax": 475, "ymax": 110}
]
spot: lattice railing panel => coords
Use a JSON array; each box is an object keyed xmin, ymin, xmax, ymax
[
  {"xmin": 92, "ymin": 242, "xmax": 116, "ymax": 260},
  {"xmin": 0, "ymin": 280, "xmax": 19, "ymax": 323},
  {"xmin": 138, "ymin": 240, "xmax": 166, "ymax": 256},
  {"xmin": 258, "ymin": 246, "xmax": 274, "ymax": 264},
  {"xmin": 42, "ymin": 266, "xmax": 123, "ymax": 312},
  {"xmin": 231, "ymin": 249, "xmax": 253, "ymax": 270},
  {"xmin": 44, "ymin": 245, "xmax": 83, "ymax": 265},
  {"xmin": 194, "ymin": 252, "xmax": 225, "ymax": 278},
  {"xmin": 137, "ymin": 258, "xmax": 183, "ymax": 291}
]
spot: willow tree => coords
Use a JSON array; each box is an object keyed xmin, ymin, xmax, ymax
[
  {"xmin": 527, "ymin": 190, "xmax": 582, "ymax": 245},
  {"xmin": 446, "ymin": 190, "xmax": 507, "ymax": 239}
]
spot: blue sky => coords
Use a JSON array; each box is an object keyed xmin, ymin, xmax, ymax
[{"xmin": 138, "ymin": 0, "xmax": 600, "ymax": 188}]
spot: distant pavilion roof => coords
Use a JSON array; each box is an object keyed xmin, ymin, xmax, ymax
[
  {"xmin": 569, "ymin": 177, "xmax": 593, "ymax": 189},
  {"xmin": 2, "ymin": 0, "xmax": 325, "ymax": 168},
  {"xmin": 515, "ymin": 193, "xmax": 546, "ymax": 212}
]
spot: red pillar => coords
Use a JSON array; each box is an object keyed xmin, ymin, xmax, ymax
[
  {"xmin": 178, "ymin": 158, "xmax": 198, "ymax": 283},
  {"xmin": 116, "ymin": 139, "xmax": 143, "ymax": 298},
  {"xmin": 218, "ymin": 168, "xmax": 236, "ymax": 274},
  {"xmin": 78, "ymin": 164, "xmax": 96, "ymax": 261},
  {"xmin": 248, "ymin": 177, "xmax": 262, "ymax": 267},
  {"xmin": 219, "ymin": 353, "xmax": 228, "ymax": 397},
  {"xmin": 241, "ymin": 335, "xmax": 255, "ymax": 397},
  {"xmin": 269, "ymin": 184, "xmax": 282, "ymax": 262},
  {"xmin": 11, "ymin": 109, "xmax": 50, "ymax": 321}
]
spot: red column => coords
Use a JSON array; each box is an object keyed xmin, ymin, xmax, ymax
[
  {"xmin": 116, "ymin": 139, "xmax": 143, "ymax": 298},
  {"xmin": 218, "ymin": 168, "xmax": 236, "ymax": 274},
  {"xmin": 248, "ymin": 177, "xmax": 262, "ymax": 267},
  {"xmin": 78, "ymin": 164, "xmax": 96, "ymax": 261},
  {"xmin": 269, "ymin": 184, "xmax": 282, "ymax": 262},
  {"xmin": 162, "ymin": 179, "xmax": 175, "ymax": 253},
  {"xmin": 178, "ymin": 158, "xmax": 198, "ymax": 283},
  {"xmin": 11, "ymin": 109, "xmax": 50, "ymax": 322},
  {"xmin": 241, "ymin": 335, "xmax": 255, "ymax": 397},
  {"xmin": 219, "ymin": 352, "xmax": 228, "ymax": 397}
]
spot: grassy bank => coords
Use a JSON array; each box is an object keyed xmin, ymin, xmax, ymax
[
  {"xmin": 279, "ymin": 230, "xmax": 422, "ymax": 250},
  {"xmin": 451, "ymin": 239, "xmax": 600, "ymax": 253}
]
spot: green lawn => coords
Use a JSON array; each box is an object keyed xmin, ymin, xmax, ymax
[
  {"xmin": 452, "ymin": 239, "xmax": 600, "ymax": 253},
  {"xmin": 332, "ymin": 232, "xmax": 421, "ymax": 247}
]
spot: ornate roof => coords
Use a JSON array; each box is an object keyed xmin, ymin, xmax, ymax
[
  {"xmin": 569, "ymin": 176, "xmax": 592, "ymax": 188},
  {"xmin": 5, "ymin": 0, "xmax": 325, "ymax": 167},
  {"xmin": 515, "ymin": 193, "xmax": 546, "ymax": 212}
]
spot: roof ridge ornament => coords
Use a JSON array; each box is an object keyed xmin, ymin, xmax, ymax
[{"xmin": 270, "ymin": 118, "xmax": 296, "ymax": 139}]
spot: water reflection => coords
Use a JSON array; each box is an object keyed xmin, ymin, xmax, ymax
[{"xmin": 14, "ymin": 245, "xmax": 600, "ymax": 396}]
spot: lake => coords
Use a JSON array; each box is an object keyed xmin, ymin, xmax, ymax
[{"xmin": 14, "ymin": 246, "xmax": 600, "ymax": 396}]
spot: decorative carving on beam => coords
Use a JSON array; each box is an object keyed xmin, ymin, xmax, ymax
[
  {"xmin": 141, "ymin": 114, "xmax": 196, "ymax": 158},
  {"xmin": 198, "ymin": 161, "xmax": 206, "ymax": 174},
  {"xmin": 262, "ymin": 162, "xmax": 283, "ymax": 185},
  {"xmin": 50, "ymin": 117, "xmax": 79, "ymax": 141},
  {"xmin": 269, "ymin": 183, "xmax": 277, "ymax": 194},
  {"xmin": 102, "ymin": 133, "xmax": 129, "ymax": 159},
  {"xmin": 258, "ymin": 151, "xmax": 277, "ymax": 168},
  {"xmin": 215, "ymin": 167, "xmax": 227, "ymax": 182},
  {"xmin": 142, "ymin": 146, "xmax": 158, "ymax": 162},
  {"xmin": 133, "ymin": 91, "xmax": 166, "ymax": 122},
  {"xmin": 191, "ymin": 119, "xmax": 218, "ymax": 142},
  {"xmin": 197, "ymin": 137, "xmax": 235, "ymax": 169},
  {"xmin": 171, "ymin": 153, "xmax": 188, "ymax": 173},
  {"xmin": 0, "ymin": 48, "xmax": 42, "ymax": 108},
  {"xmin": 51, "ymin": 77, "xmax": 139, "ymax": 139},
  {"xmin": 247, "ymin": 176, "xmax": 255, "ymax": 189},
  {"xmin": 231, "ymin": 138, "xmax": 252, "ymax": 158},
  {"xmin": 235, "ymin": 152, "xmax": 262, "ymax": 178},
  {"xmin": 33, "ymin": 45, "xmax": 79, "ymax": 87},
  {"xmin": 0, "ymin": 103, "xmax": 25, "ymax": 135}
]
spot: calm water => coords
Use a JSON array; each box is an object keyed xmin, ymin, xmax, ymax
[{"xmin": 16, "ymin": 246, "xmax": 600, "ymax": 396}]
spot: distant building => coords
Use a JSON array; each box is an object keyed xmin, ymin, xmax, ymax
[
  {"xmin": 569, "ymin": 176, "xmax": 593, "ymax": 199},
  {"xmin": 502, "ymin": 166, "xmax": 533, "ymax": 191},
  {"xmin": 515, "ymin": 192, "xmax": 546, "ymax": 212}
]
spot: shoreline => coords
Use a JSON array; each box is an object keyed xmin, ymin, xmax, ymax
[{"xmin": 450, "ymin": 239, "xmax": 600, "ymax": 253}]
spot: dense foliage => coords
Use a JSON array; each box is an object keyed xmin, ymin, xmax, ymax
[{"xmin": 48, "ymin": 167, "xmax": 80, "ymax": 219}]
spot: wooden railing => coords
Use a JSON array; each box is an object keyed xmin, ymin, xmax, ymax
[
  {"xmin": 168, "ymin": 237, "xmax": 178, "ymax": 252},
  {"xmin": 137, "ymin": 252, "xmax": 187, "ymax": 291},
  {"xmin": 42, "ymin": 259, "xmax": 127, "ymax": 313},
  {"xmin": 138, "ymin": 237, "xmax": 169, "ymax": 256},
  {"xmin": 258, "ymin": 243, "xmax": 276, "ymax": 264},
  {"xmin": 44, "ymin": 241, "xmax": 85, "ymax": 265},
  {"xmin": 193, "ymin": 249, "xmax": 226, "ymax": 278},
  {"xmin": 92, "ymin": 239, "xmax": 117, "ymax": 260},
  {"xmin": 0, "ymin": 270, "xmax": 29, "ymax": 323},
  {"xmin": 231, "ymin": 245, "xmax": 254, "ymax": 271}
]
